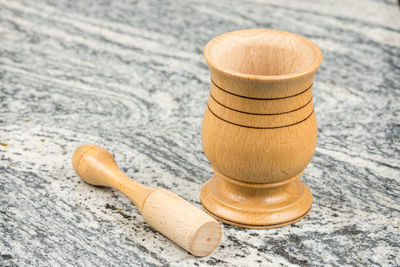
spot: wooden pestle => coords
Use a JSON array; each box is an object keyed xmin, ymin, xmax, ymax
[{"xmin": 72, "ymin": 144, "xmax": 222, "ymax": 257}]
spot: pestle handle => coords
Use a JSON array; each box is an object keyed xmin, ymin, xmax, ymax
[
  {"xmin": 72, "ymin": 144, "xmax": 222, "ymax": 257},
  {"xmin": 72, "ymin": 144, "xmax": 154, "ymax": 211}
]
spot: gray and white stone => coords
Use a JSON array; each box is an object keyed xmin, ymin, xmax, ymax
[{"xmin": 0, "ymin": 0, "xmax": 399, "ymax": 266}]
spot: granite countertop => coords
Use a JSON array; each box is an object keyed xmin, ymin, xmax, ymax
[{"xmin": 1, "ymin": 0, "xmax": 399, "ymax": 266}]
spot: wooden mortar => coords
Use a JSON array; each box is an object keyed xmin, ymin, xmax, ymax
[{"xmin": 200, "ymin": 29, "xmax": 323, "ymax": 229}]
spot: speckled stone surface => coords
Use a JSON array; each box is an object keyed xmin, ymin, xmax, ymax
[{"xmin": 1, "ymin": 0, "xmax": 399, "ymax": 266}]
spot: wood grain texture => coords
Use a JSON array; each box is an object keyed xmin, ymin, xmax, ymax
[
  {"xmin": 141, "ymin": 189, "xmax": 222, "ymax": 257},
  {"xmin": 0, "ymin": 0, "xmax": 399, "ymax": 266}
]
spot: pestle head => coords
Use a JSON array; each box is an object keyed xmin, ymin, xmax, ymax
[{"xmin": 141, "ymin": 188, "xmax": 222, "ymax": 257}]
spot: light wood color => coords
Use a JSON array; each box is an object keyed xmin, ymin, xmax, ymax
[
  {"xmin": 200, "ymin": 29, "xmax": 323, "ymax": 229},
  {"xmin": 72, "ymin": 145, "xmax": 222, "ymax": 257}
]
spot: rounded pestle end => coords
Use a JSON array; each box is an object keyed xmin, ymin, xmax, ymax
[{"xmin": 72, "ymin": 144, "xmax": 116, "ymax": 187}]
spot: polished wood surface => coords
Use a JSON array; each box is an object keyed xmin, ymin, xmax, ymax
[
  {"xmin": 201, "ymin": 29, "xmax": 323, "ymax": 228},
  {"xmin": 72, "ymin": 145, "xmax": 222, "ymax": 256}
]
